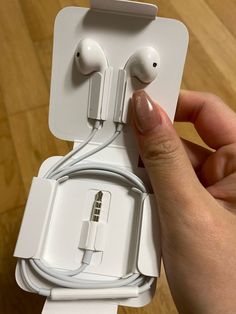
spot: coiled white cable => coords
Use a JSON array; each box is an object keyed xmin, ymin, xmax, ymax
[{"xmin": 19, "ymin": 122, "xmax": 154, "ymax": 300}]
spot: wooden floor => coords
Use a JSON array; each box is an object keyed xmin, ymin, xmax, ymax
[{"xmin": 0, "ymin": 0, "xmax": 236, "ymax": 313}]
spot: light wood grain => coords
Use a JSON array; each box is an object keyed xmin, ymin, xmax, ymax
[
  {"xmin": 205, "ymin": 0, "xmax": 236, "ymax": 39},
  {"xmin": 34, "ymin": 39, "xmax": 53, "ymax": 85},
  {"xmin": 0, "ymin": 1, "xmax": 236, "ymax": 313},
  {"xmin": 0, "ymin": 0, "xmax": 49, "ymax": 115},
  {"xmin": 9, "ymin": 106, "xmax": 71, "ymax": 191},
  {"xmin": 59, "ymin": 0, "xmax": 90, "ymax": 8},
  {"xmin": 170, "ymin": 0, "xmax": 236, "ymax": 98},
  {"xmin": 0, "ymin": 119, "xmax": 26, "ymax": 213},
  {"xmin": 0, "ymin": 207, "xmax": 44, "ymax": 314},
  {"xmin": 19, "ymin": 0, "xmax": 61, "ymax": 41}
]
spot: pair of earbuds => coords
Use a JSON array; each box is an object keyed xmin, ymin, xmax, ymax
[{"xmin": 74, "ymin": 38, "xmax": 160, "ymax": 123}]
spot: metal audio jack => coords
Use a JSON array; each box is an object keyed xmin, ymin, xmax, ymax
[{"xmin": 91, "ymin": 191, "xmax": 103, "ymax": 222}]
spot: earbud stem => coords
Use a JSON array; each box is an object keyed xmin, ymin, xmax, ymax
[
  {"xmin": 114, "ymin": 69, "xmax": 127, "ymax": 123},
  {"xmin": 114, "ymin": 69, "xmax": 144, "ymax": 124},
  {"xmin": 88, "ymin": 68, "xmax": 113, "ymax": 121}
]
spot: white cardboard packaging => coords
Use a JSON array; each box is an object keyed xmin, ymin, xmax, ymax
[{"xmin": 14, "ymin": 1, "xmax": 189, "ymax": 313}]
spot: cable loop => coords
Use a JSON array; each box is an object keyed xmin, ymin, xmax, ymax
[{"xmin": 18, "ymin": 123, "xmax": 154, "ymax": 298}]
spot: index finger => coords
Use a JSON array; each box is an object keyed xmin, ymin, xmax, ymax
[{"xmin": 175, "ymin": 90, "xmax": 236, "ymax": 149}]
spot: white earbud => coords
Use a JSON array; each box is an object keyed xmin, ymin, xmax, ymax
[
  {"xmin": 74, "ymin": 40, "xmax": 159, "ymax": 124},
  {"xmin": 114, "ymin": 46, "xmax": 160, "ymax": 123},
  {"xmin": 75, "ymin": 38, "xmax": 111, "ymax": 122},
  {"xmin": 75, "ymin": 38, "xmax": 109, "ymax": 75},
  {"xmin": 125, "ymin": 47, "xmax": 160, "ymax": 84}
]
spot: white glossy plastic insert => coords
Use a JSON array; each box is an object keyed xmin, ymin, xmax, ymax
[{"xmin": 14, "ymin": 1, "xmax": 189, "ymax": 314}]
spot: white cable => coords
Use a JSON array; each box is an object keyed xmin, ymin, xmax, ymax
[
  {"xmin": 20, "ymin": 259, "xmax": 50, "ymax": 297},
  {"xmin": 53, "ymin": 163, "xmax": 146, "ymax": 191},
  {"xmin": 29, "ymin": 259, "xmax": 141, "ymax": 289},
  {"xmin": 19, "ymin": 122, "xmax": 154, "ymax": 299},
  {"xmin": 45, "ymin": 120, "xmax": 101, "ymax": 179},
  {"xmin": 50, "ymin": 125, "xmax": 121, "ymax": 178}
]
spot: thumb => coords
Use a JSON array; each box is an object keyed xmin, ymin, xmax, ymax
[{"xmin": 131, "ymin": 90, "xmax": 202, "ymax": 210}]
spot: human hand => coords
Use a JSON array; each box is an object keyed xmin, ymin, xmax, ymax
[{"xmin": 131, "ymin": 90, "xmax": 236, "ymax": 314}]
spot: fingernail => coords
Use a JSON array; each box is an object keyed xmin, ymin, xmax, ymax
[{"xmin": 132, "ymin": 90, "xmax": 162, "ymax": 134}]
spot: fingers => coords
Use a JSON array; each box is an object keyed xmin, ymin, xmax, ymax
[
  {"xmin": 175, "ymin": 90, "xmax": 236, "ymax": 149},
  {"xmin": 131, "ymin": 90, "xmax": 207, "ymax": 212},
  {"xmin": 207, "ymin": 173, "xmax": 236, "ymax": 209},
  {"xmin": 181, "ymin": 139, "xmax": 212, "ymax": 171},
  {"xmin": 200, "ymin": 143, "xmax": 236, "ymax": 187}
]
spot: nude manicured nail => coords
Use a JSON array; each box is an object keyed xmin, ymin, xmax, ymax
[{"xmin": 132, "ymin": 90, "xmax": 162, "ymax": 134}]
